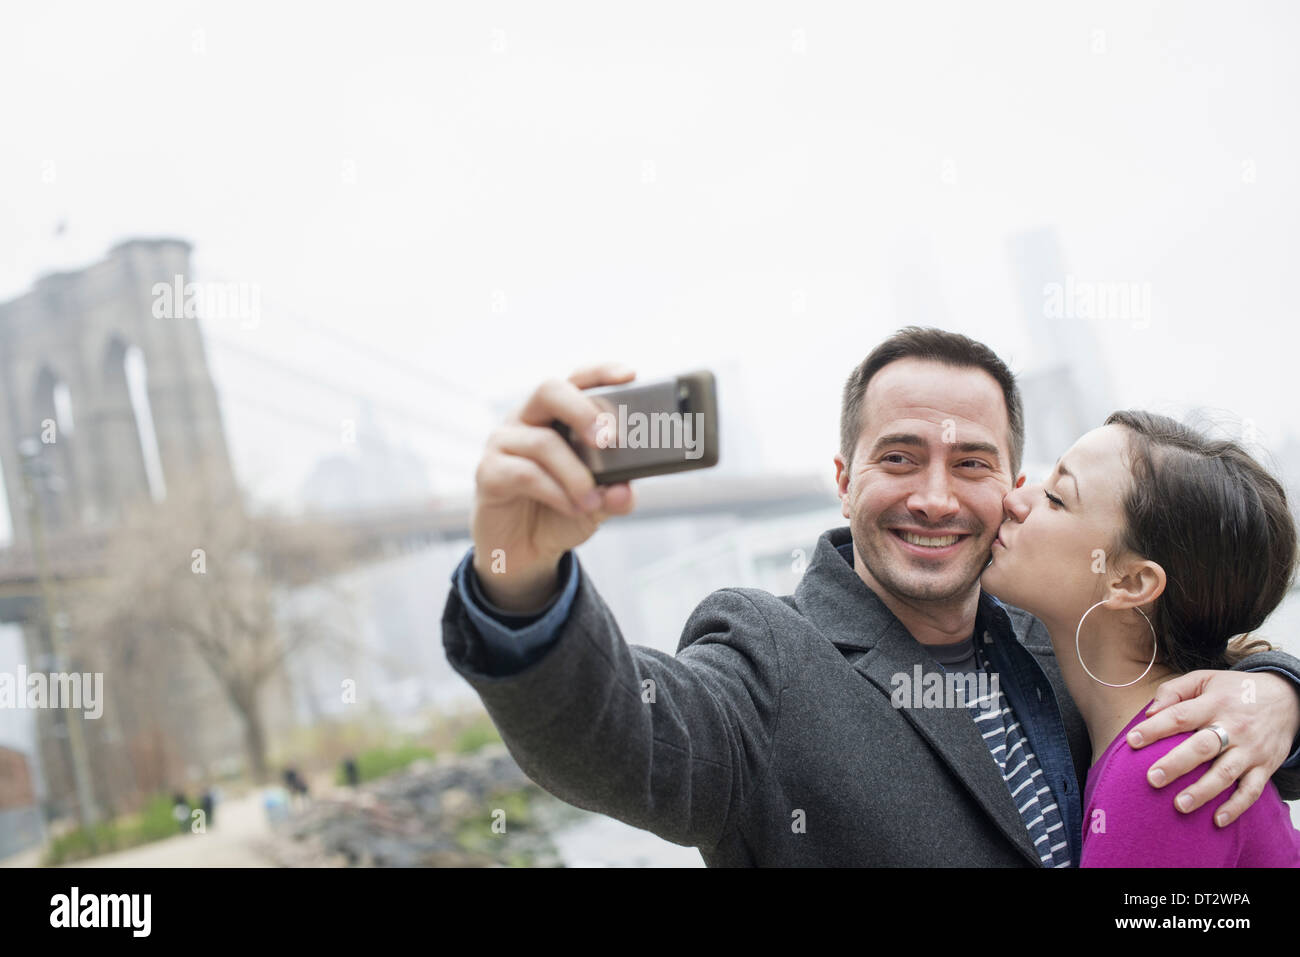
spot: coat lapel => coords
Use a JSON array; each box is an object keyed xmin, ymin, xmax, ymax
[{"xmin": 854, "ymin": 624, "xmax": 1043, "ymax": 866}]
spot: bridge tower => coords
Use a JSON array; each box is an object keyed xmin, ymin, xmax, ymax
[
  {"xmin": 0, "ymin": 238, "xmax": 236, "ymax": 541},
  {"xmin": 0, "ymin": 239, "xmax": 240, "ymax": 821}
]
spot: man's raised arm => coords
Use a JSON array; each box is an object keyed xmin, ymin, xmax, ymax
[
  {"xmin": 440, "ymin": 362, "xmax": 782, "ymax": 851},
  {"xmin": 443, "ymin": 548, "xmax": 781, "ymax": 849}
]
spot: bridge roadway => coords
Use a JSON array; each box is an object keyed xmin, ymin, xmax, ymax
[{"xmin": 0, "ymin": 472, "xmax": 839, "ymax": 624}]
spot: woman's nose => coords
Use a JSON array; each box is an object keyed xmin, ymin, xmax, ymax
[{"xmin": 1003, "ymin": 482, "xmax": 1037, "ymax": 523}]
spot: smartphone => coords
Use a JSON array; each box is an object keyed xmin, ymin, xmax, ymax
[{"xmin": 551, "ymin": 370, "xmax": 720, "ymax": 484}]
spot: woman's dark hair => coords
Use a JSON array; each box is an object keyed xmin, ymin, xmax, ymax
[{"xmin": 1105, "ymin": 410, "xmax": 1298, "ymax": 671}]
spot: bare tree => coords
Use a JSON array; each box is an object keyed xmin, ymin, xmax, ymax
[{"xmin": 74, "ymin": 477, "xmax": 357, "ymax": 784}]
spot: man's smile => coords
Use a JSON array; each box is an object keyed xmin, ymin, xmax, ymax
[{"xmin": 887, "ymin": 526, "xmax": 973, "ymax": 558}]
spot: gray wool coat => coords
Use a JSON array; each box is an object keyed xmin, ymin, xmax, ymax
[{"xmin": 442, "ymin": 525, "xmax": 1300, "ymax": 866}]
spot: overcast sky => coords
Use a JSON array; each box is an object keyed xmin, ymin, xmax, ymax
[{"xmin": 3, "ymin": 0, "xmax": 1298, "ymax": 511}]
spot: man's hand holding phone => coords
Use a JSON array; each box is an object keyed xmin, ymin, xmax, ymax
[{"xmin": 470, "ymin": 363, "xmax": 639, "ymax": 614}]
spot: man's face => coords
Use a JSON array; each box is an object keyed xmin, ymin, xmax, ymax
[{"xmin": 834, "ymin": 358, "xmax": 1016, "ymax": 605}]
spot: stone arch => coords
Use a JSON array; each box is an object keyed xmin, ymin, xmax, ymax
[{"xmin": 101, "ymin": 334, "xmax": 166, "ymax": 509}]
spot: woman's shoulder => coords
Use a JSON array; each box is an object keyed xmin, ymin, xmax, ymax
[
  {"xmin": 1086, "ymin": 718, "xmax": 1201, "ymax": 816},
  {"xmin": 1083, "ymin": 707, "xmax": 1300, "ymax": 867},
  {"xmin": 1087, "ymin": 702, "xmax": 1191, "ymax": 798},
  {"xmin": 1082, "ymin": 711, "xmax": 1233, "ymax": 866}
]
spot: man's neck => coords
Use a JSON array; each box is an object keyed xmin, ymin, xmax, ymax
[{"xmin": 852, "ymin": 544, "xmax": 981, "ymax": 646}]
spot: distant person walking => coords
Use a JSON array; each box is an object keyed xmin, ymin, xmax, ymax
[
  {"xmin": 171, "ymin": 792, "xmax": 191, "ymax": 833},
  {"xmin": 199, "ymin": 788, "xmax": 215, "ymax": 829},
  {"xmin": 283, "ymin": 768, "xmax": 310, "ymax": 809}
]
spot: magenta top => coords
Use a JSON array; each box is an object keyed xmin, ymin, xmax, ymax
[{"xmin": 1081, "ymin": 701, "xmax": 1300, "ymax": 867}]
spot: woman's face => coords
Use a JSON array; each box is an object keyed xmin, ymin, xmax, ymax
[{"xmin": 981, "ymin": 425, "xmax": 1134, "ymax": 627}]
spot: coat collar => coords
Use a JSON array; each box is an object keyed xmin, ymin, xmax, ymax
[
  {"xmin": 792, "ymin": 525, "xmax": 1013, "ymax": 651},
  {"xmin": 792, "ymin": 525, "xmax": 1044, "ymax": 866}
]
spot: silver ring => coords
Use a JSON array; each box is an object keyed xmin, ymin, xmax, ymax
[{"xmin": 1204, "ymin": 723, "xmax": 1230, "ymax": 755}]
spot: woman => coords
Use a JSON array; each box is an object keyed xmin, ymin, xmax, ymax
[{"xmin": 981, "ymin": 410, "xmax": 1300, "ymax": 867}]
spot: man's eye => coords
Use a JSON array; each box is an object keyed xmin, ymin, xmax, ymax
[
  {"xmin": 958, "ymin": 459, "xmax": 990, "ymax": 469},
  {"xmin": 1044, "ymin": 490, "xmax": 1065, "ymax": 508},
  {"xmin": 881, "ymin": 454, "xmax": 912, "ymax": 465}
]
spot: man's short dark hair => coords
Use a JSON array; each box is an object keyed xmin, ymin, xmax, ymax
[{"xmin": 840, "ymin": 326, "xmax": 1025, "ymax": 476}]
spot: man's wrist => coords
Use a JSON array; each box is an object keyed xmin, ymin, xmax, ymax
[
  {"xmin": 1241, "ymin": 664, "xmax": 1300, "ymax": 768},
  {"xmin": 471, "ymin": 551, "xmax": 563, "ymax": 614}
]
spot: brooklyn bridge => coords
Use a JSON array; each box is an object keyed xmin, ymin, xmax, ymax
[{"xmin": 0, "ymin": 237, "xmax": 836, "ymax": 845}]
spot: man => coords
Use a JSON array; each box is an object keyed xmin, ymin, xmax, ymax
[{"xmin": 442, "ymin": 327, "xmax": 1300, "ymax": 865}]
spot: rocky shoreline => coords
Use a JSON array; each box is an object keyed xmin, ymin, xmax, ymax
[{"xmin": 256, "ymin": 743, "xmax": 592, "ymax": 867}]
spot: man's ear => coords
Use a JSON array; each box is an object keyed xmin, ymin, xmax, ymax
[
  {"xmin": 1106, "ymin": 558, "xmax": 1167, "ymax": 610},
  {"xmin": 833, "ymin": 453, "xmax": 852, "ymax": 518},
  {"xmin": 1014, "ymin": 473, "xmax": 1027, "ymax": 489}
]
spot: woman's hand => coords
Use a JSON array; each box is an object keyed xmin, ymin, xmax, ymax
[{"xmin": 1125, "ymin": 669, "xmax": 1300, "ymax": 826}]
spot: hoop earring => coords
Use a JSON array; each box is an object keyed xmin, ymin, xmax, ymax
[{"xmin": 1075, "ymin": 599, "xmax": 1158, "ymax": 688}]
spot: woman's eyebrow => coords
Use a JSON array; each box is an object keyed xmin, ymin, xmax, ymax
[{"xmin": 1055, "ymin": 459, "xmax": 1082, "ymax": 503}]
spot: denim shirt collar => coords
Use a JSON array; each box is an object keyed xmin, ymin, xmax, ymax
[{"xmin": 977, "ymin": 592, "xmax": 1083, "ymax": 865}]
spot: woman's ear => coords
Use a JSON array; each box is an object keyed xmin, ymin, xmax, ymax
[{"xmin": 1106, "ymin": 558, "xmax": 1167, "ymax": 609}]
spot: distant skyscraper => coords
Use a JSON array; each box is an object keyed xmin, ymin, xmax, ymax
[
  {"xmin": 890, "ymin": 233, "xmax": 951, "ymax": 329},
  {"xmin": 300, "ymin": 404, "xmax": 431, "ymax": 510},
  {"xmin": 1007, "ymin": 227, "xmax": 1116, "ymax": 472}
]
